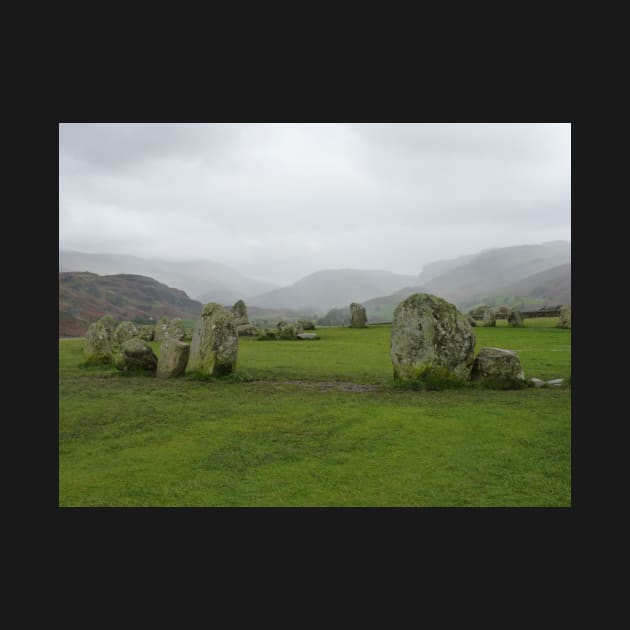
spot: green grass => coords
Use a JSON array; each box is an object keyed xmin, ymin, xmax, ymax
[{"xmin": 59, "ymin": 320, "xmax": 571, "ymax": 507}]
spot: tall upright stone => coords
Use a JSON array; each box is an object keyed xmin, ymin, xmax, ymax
[
  {"xmin": 390, "ymin": 293, "xmax": 476, "ymax": 382},
  {"xmin": 154, "ymin": 317, "xmax": 171, "ymax": 342},
  {"xmin": 84, "ymin": 321, "xmax": 113, "ymax": 365},
  {"xmin": 349, "ymin": 303, "xmax": 367, "ymax": 328},
  {"xmin": 186, "ymin": 303, "xmax": 238, "ymax": 376},
  {"xmin": 557, "ymin": 305, "xmax": 571, "ymax": 329},
  {"xmin": 98, "ymin": 314, "xmax": 117, "ymax": 337},
  {"xmin": 507, "ymin": 309, "xmax": 524, "ymax": 327},
  {"xmin": 231, "ymin": 300, "xmax": 249, "ymax": 326},
  {"xmin": 482, "ymin": 308, "xmax": 497, "ymax": 327},
  {"xmin": 166, "ymin": 317, "xmax": 186, "ymax": 341},
  {"xmin": 138, "ymin": 324, "xmax": 155, "ymax": 341}
]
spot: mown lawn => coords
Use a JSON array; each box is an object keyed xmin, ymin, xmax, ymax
[{"xmin": 59, "ymin": 320, "xmax": 571, "ymax": 507}]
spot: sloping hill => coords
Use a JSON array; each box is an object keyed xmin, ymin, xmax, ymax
[
  {"xmin": 361, "ymin": 285, "xmax": 428, "ymax": 322},
  {"xmin": 422, "ymin": 241, "xmax": 571, "ymax": 305},
  {"xmin": 59, "ymin": 250, "xmax": 278, "ymax": 304},
  {"xmin": 59, "ymin": 272, "xmax": 203, "ymax": 337},
  {"xmin": 464, "ymin": 263, "xmax": 571, "ymax": 309},
  {"xmin": 249, "ymin": 269, "xmax": 419, "ymax": 312}
]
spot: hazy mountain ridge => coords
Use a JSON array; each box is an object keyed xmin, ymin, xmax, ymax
[
  {"xmin": 249, "ymin": 269, "xmax": 419, "ymax": 312},
  {"xmin": 59, "ymin": 250, "xmax": 278, "ymax": 305},
  {"xmin": 59, "ymin": 271, "xmax": 203, "ymax": 337}
]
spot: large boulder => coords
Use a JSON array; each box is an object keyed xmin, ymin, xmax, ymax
[
  {"xmin": 470, "ymin": 347, "xmax": 525, "ymax": 385},
  {"xmin": 507, "ymin": 309, "xmax": 524, "ymax": 327},
  {"xmin": 482, "ymin": 308, "xmax": 497, "ymax": 327},
  {"xmin": 187, "ymin": 303, "xmax": 238, "ymax": 376},
  {"xmin": 114, "ymin": 338, "xmax": 158, "ymax": 372},
  {"xmin": 277, "ymin": 321, "xmax": 304, "ymax": 340},
  {"xmin": 138, "ymin": 324, "xmax": 155, "ymax": 341},
  {"xmin": 98, "ymin": 315, "xmax": 117, "ymax": 336},
  {"xmin": 349, "ymin": 303, "xmax": 367, "ymax": 328},
  {"xmin": 114, "ymin": 321, "xmax": 140, "ymax": 346},
  {"xmin": 237, "ymin": 323, "xmax": 259, "ymax": 336},
  {"xmin": 558, "ymin": 305, "xmax": 571, "ymax": 329},
  {"xmin": 231, "ymin": 300, "xmax": 249, "ymax": 326},
  {"xmin": 157, "ymin": 338, "xmax": 190, "ymax": 378},
  {"xmin": 83, "ymin": 321, "xmax": 113, "ymax": 365},
  {"xmin": 390, "ymin": 293, "xmax": 476, "ymax": 382}
]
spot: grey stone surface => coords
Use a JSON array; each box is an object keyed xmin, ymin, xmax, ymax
[
  {"xmin": 296, "ymin": 333, "xmax": 320, "ymax": 340},
  {"xmin": 157, "ymin": 338, "xmax": 190, "ymax": 378},
  {"xmin": 470, "ymin": 347, "xmax": 525, "ymax": 383},
  {"xmin": 350, "ymin": 303, "xmax": 367, "ymax": 328},
  {"xmin": 84, "ymin": 321, "xmax": 113, "ymax": 364},
  {"xmin": 557, "ymin": 305, "xmax": 571, "ymax": 329},
  {"xmin": 138, "ymin": 324, "xmax": 155, "ymax": 341},
  {"xmin": 546, "ymin": 378, "xmax": 564, "ymax": 387},
  {"xmin": 390, "ymin": 293, "xmax": 476, "ymax": 382},
  {"xmin": 507, "ymin": 309, "xmax": 524, "ymax": 327},
  {"xmin": 528, "ymin": 377, "xmax": 546, "ymax": 388},
  {"xmin": 187, "ymin": 303, "xmax": 238, "ymax": 376},
  {"xmin": 113, "ymin": 321, "xmax": 140, "ymax": 346},
  {"xmin": 114, "ymin": 338, "xmax": 158, "ymax": 372},
  {"xmin": 231, "ymin": 300, "xmax": 249, "ymax": 326},
  {"xmin": 482, "ymin": 308, "xmax": 497, "ymax": 327}
]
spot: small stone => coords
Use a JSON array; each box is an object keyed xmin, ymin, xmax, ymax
[
  {"xmin": 296, "ymin": 333, "xmax": 320, "ymax": 340},
  {"xmin": 528, "ymin": 377, "xmax": 545, "ymax": 388},
  {"xmin": 546, "ymin": 378, "xmax": 564, "ymax": 387}
]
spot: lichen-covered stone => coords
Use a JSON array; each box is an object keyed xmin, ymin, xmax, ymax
[
  {"xmin": 231, "ymin": 300, "xmax": 249, "ymax": 326},
  {"xmin": 257, "ymin": 329, "xmax": 277, "ymax": 340},
  {"xmin": 350, "ymin": 303, "xmax": 367, "ymax": 328},
  {"xmin": 98, "ymin": 315, "xmax": 117, "ymax": 336},
  {"xmin": 467, "ymin": 315, "xmax": 477, "ymax": 327},
  {"xmin": 277, "ymin": 321, "xmax": 304, "ymax": 339},
  {"xmin": 166, "ymin": 317, "xmax": 186, "ymax": 341},
  {"xmin": 114, "ymin": 338, "xmax": 158, "ymax": 372},
  {"xmin": 154, "ymin": 317, "xmax": 171, "ymax": 342},
  {"xmin": 507, "ymin": 309, "xmax": 524, "ymax": 327},
  {"xmin": 470, "ymin": 347, "xmax": 525, "ymax": 384},
  {"xmin": 557, "ymin": 305, "xmax": 571, "ymax": 329},
  {"xmin": 113, "ymin": 321, "xmax": 140, "ymax": 346},
  {"xmin": 482, "ymin": 308, "xmax": 496, "ymax": 327},
  {"xmin": 237, "ymin": 323, "xmax": 259, "ymax": 336},
  {"xmin": 84, "ymin": 321, "xmax": 113, "ymax": 364},
  {"xmin": 468, "ymin": 305, "xmax": 490, "ymax": 320},
  {"xmin": 390, "ymin": 293, "xmax": 476, "ymax": 382},
  {"xmin": 138, "ymin": 324, "xmax": 155, "ymax": 341},
  {"xmin": 186, "ymin": 303, "xmax": 238, "ymax": 376},
  {"xmin": 157, "ymin": 338, "xmax": 190, "ymax": 378}
]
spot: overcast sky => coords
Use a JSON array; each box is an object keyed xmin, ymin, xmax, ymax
[{"xmin": 59, "ymin": 123, "xmax": 571, "ymax": 285}]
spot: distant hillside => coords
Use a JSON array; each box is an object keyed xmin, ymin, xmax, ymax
[
  {"xmin": 417, "ymin": 253, "xmax": 478, "ymax": 285},
  {"xmin": 249, "ymin": 269, "xmax": 419, "ymax": 312},
  {"xmin": 421, "ymin": 241, "xmax": 571, "ymax": 305},
  {"xmin": 59, "ymin": 272, "xmax": 203, "ymax": 337},
  {"xmin": 59, "ymin": 250, "xmax": 278, "ymax": 304},
  {"xmin": 361, "ymin": 285, "xmax": 428, "ymax": 322},
  {"xmin": 460, "ymin": 263, "xmax": 571, "ymax": 311}
]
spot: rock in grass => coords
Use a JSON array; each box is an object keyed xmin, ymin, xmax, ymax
[
  {"xmin": 467, "ymin": 315, "xmax": 477, "ymax": 327},
  {"xmin": 390, "ymin": 293, "xmax": 476, "ymax": 383},
  {"xmin": 257, "ymin": 329, "xmax": 277, "ymax": 340},
  {"xmin": 237, "ymin": 323, "xmax": 259, "ymax": 336},
  {"xmin": 277, "ymin": 321, "xmax": 304, "ymax": 340},
  {"xmin": 557, "ymin": 305, "xmax": 571, "ymax": 329},
  {"xmin": 157, "ymin": 338, "xmax": 190, "ymax": 378},
  {"xmin": 114, "ymin": 321, "xmax": 140, "ymax": 346},
  {"xmin": 482, "ymin": 308, "xmax": 497, "ymax": 327},
  {"xmin": 546, "ymin": 378, "xmax": 564, "ymax": 387},
  {"xmin": 528, "ymin": 377, "xmax": 546, "ymax": 388},
  {"xmin": 297, "ymin": 333, "xmax": 320, "ymax": 340},
  {"xmin": 154, "ymin": 316, "xmax": 170, "ymax": 342},
  {"xmin": 350, "ymin": 303, "xmax": 367, "ymax": 328},
  {"xmin": 298, "ymin": 320, "xmax": 316, "ymax": 330},
  {"xmin": 507, "ymin": 309, "xmax": 524, "ymax": 327},
  {"xmin": 187, "ymin": 303, "xmax": 238, "ymax": 376},
  {"xmin": 470, "ymin": 347, "xmax": 525, "ymax": 385},
  {"xmin": 84, "ymin": 321, "xmax": 113, "ymax": 364},
  {"xmin": 114, "ymin": 338, "xmax": 158, "ymax": 372},
  {"xmin": 166, "ymin": 317, "xmax": 186, "ymax": 341}
]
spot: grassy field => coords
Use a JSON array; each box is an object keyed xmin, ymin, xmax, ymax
[{"xmin": 59, "ymin": 319, "xmax": 571, "ymax": 507}]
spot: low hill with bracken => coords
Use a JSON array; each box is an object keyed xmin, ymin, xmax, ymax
[{"xmin": 59, "ymin": 272, "xmax": 203, "ymax": 337}]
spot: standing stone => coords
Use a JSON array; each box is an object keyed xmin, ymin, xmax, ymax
[
  {"xmin": 166, "ymin": 317, "xmax": 186, "ymax": 341},
  {"xmin": 98, "ymin": 314, "xmax": 117, "ymax": 337},
  {"xmin": 350, "ymin": 303, "xmax": 367, "ymax": 328},
  {"xmin": 237, "ymin": 323, "xmax": 259, "ymax": 336},
  {"xmin": 297, "ymin": 320, "xmax": 316, "ymax": 330},
  {"xmin": 114, "ymin": 338, "xmax": 158, "ymax": 372},
  {"xmin": 138, "ymin": 324, "xmax": 155, "ymax": 341},
  {"xmin": 390, "ymin": 293, "xmax": 476, "ymax": 382},
  {"xmin": 157, "ymin": 338, "xmax": 190, "ymax": 378},
  {"xmin": 470, "ymin": 347, "xmax": 525, "ymax": 385},
  {"xmin": 277, "ymin": 321, "xmax": 304, "ymax": 339},
  {"xmin": 467, "ymin": 315, "xmax": 477, "ymax": 327},
  {"xmin": 154, "ymin": 317, "xmax": 170, "ymax": 342},
  {"xmin": 84, "ymin": 321, "xmax": 113, "ymax": 364},
  {"xmin": 482, "ymin": 308, "xmax": 497, "ymax": 327},
  {"xmin": 557, "ymin": 305, "xmax": 571, "ymax": 329},
  {"xmin": 231, "ymin": 300, "xmax": 249, "ymax": 326},
  {"xmin": 186, "ymin": 303, "xmax": 238, "ymax": 376},
  {"xmin": 113, "ymin": 321, "xmax": 140, "ymax": 346},
  {"xmin": 507, "ymin": 309, "xmax": 524, "ymax": 327}
]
